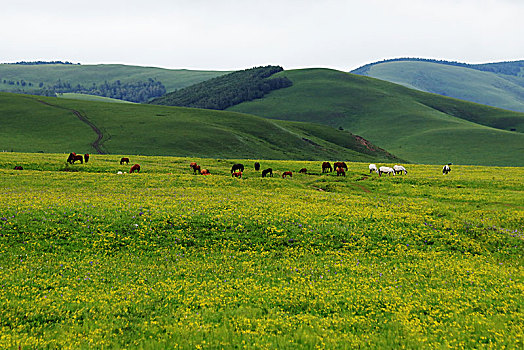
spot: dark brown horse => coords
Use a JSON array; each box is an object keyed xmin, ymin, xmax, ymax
[
  {"xmin": 120, "ymin": 157, "xmax": 130, "ymax": 165},
  {"xmin": 84, "ymin": 154, "xmax": 90, "ymax": 163},
  {"xmin": 282, "ymin": 171, "xmax": 293, "ymax": 178},
  {"xmin": 254, "ymin": 162, "xmax": 261, "ymax": 171},
  {"xmin": 231, "ymin": 163, "xmax": 244, "ymax": 173},
  {"xmin": 322, "ymin": 162, "xmax": 332, "ymax": 173},
  {"xmin": 336, "ymin": 167, "xmax": 345, "ymax": 176},
  {"xmin": 193, "ymin": 165, "xmax": 201, "ymax": 174},
  {"xmin": 333, "ymin": 161, "xmax": 347, "ymax": 171},
  {"xmin": 130, "ymin": 164, "xmax": 141, "ymax": 173},
  {"xmin": 67, "ymin": 152, "xmax": 76, "ymax": 164},
  {"xmin": 262, "ymin": 168, "xmax": 273, "ymax": 178},
  {"xmin": 14, "ymin": 166, "xmax": 23, "ymax": 170},
  {"xmin": 72, "ymin": 155, "xmax": 83, "ymax": 164},
  {"xmin": 299, "ymin": 168, "xmax": 307, "ymax": 174}
]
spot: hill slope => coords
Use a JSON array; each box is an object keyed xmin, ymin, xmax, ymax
[
  {"xmin": 0, "ymin": 63, "xmax": 230, "ymax": 101},
  {"xmin": 351, "ymin": 59, "xmax": 524, "ymax": 112},
  {"xmin": 228, "ymin": 69, "xmax": 524, "ymax": 166},
  {"xmin": 0, "ymin": 92, "xmax": 399, "ymax": 162}
]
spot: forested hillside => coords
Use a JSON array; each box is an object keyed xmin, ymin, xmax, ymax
[
  {"xmin": 149, "ymin": 66, "xmax": 292, "ymax": 109},
  {"xmin": 0, "ymin": 63, "xmax": 229, "ymax": 102}
]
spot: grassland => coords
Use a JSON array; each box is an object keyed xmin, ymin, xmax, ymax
[
  {"xmin": 57, "ymin": 93, "xmax": 133, "ymax": 103},
  {"xmin": 0, "ymin": 92, "xmax": 399, "ymax": 162},
  {"xmin": 229, "ymin": 69, "xmax": 524, "ymax": 166},
  {"xmin": 0, "ymin": 152, "xmax": 522, "ymax": 349},
  {"xmin": 351, "ymin": 60, "xmax": 524, "ymax": 113},
  {"xmin": 0, "ymin": 63, "xmax": 229, "ymax": 93}
]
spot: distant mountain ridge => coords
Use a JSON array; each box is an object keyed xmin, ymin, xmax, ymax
[
  {"xmin": 352, "ymin": 58, "xmax": 524, "ymax": 76},
  {"xmin": 351, "ymin": 58, "xmax": 524, "ymax": 112}
]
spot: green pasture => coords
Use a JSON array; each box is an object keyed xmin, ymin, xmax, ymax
[
  {"xmin": 0, "ymin": 92, "xmax": 399, "ymax": 162},
  {"xmin": 0, "ymin": 153, "xmax": 522, "ymax": 349},
  {"xmin": 57, "ymin": 93, "xmax": 133, "ymax": 103},
  {"xmin": 229, "ymin": 69, "xmax": 524, "ymax": 166},
  {"xmin": 353, "ymin": 60, "xmax": 524, "ymax": 113},
  {"xmin": 0, "ymin": 64, "xmax": 229, "ymax": 93}
]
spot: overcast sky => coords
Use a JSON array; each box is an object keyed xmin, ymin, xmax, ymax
[{"xmin": 2, "ymin": 0, "xmax": 523, "ymax": 71}]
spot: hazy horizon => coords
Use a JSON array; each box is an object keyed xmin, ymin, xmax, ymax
[{"xmin": 3, "ymin": 0, "xmax": 523, "ymax": 72}]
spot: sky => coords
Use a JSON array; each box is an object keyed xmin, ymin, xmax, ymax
[{"xmin": 2, "ymin": 0, "xmax": 523, "ymax": 71}]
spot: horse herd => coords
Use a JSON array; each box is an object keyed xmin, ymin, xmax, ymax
[{"xmin": 11, "ymin": 154, "xmax": 452, "ymax": 177}]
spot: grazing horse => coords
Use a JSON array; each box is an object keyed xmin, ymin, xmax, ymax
[
  {"xmin": 84, "ymin": 154, "xmax": 90, "ymax": 163},
  {"xmin": 72, "ymin": 154, "xmax": 83, "ymax": 164},
  {"xmin": 393, "ymin": 165, "xmax": 407, "ymax": 175},
  {"xmin": 232, "ymin": 171, "xmax": 242, "ymax": 178},
  {"xmin": 130, "ymin": 164, "xmax": 141, "ymax": 173},
  {"xmin": 322, "ymin": 162, "xmax": 332, "ymax": 173},
  {"xmin": 442, "ymin": 164, "xmax": 451, "ymax": 175},
  {"xmin": 231, "ymin": 163, "xmax": 244, "ymax": 173},
  {"xmin": 333, "ymin": 162, "xmax": 348, "ymax": 171},
  {"xmin": 14, "ymin": 166, "xmax": 23, "ymax": 170},
  {"xmin": 67, "ymin": 152, "xmax": 76, "ymax": 164},
  {"xmin": 299, "ymin": 168, "xmax": 307, "ymax": 174},
  {"xmin": 378, "ymin": 166, "xmax": 395, "ymax": 176},
  {"xmin": 262, "ymin": 168, "xmax": 273, "ymax": 178},
  {"xmin": 282, "ymin": 171, "xmax": 293, "ymax": 178},
  {"xmin": 336, "ymin": 167, "xmax": 345, "ymax": 176},
  {"xmin": 120, "ymin": 157, "xmax": 130, "ymax": 165},
  {"xmin": 369, "ymin": 164, "xmax": 378, "ymax": 174},
  {"xmin": 254, "ymin": 162, "xmax": 261, "ymax": 171},
  {"xmin": 193, "ymin": 165, "xmax": 201, "ymax": 174},
  {"xmin": 200, "ymin": 169, "xmax": 210, "ymax": 175}
]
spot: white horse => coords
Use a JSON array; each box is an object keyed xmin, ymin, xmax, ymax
[
  {"xmin": 378, "ymin": 166, "xmax": 395, "ymax": 176},
  {"xmin": 369, "ymin": 164, "xmax": 378, "ymax": 174},
  {"xmin": 442, "ymin": 165, "xmax": 451, "ymax": 175},
  {"xmin": 393, "ymin": 165, "xmax": 407, "ymax": 175}
]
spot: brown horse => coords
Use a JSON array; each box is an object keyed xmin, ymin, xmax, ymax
[
  {"xmin": 282, "ymin": 171, "xmax": 293, "ymax": 178},
  {"xmin": 336, "ymin": 167, "xmax": 345, "ymax": 176},
  {"xmin": 72, "ymin": 155, "xmax": 83, "ymax": 164},
  {"xmin": 190, "ymin": 163, "xmax": 201, "ymax": 174},
  {"xmin": 120, "ymin": 157, "xmax": 130, "ymax": 165},
  {"xmin": 67, "ymin": 152, "xmax": 76, "ymax": 164},
  {"xmin": 14, "ymin": 166, "xmax": 23, "ymax": 170},
  {"xmin": 130, "ymin": 164, "xmax": 141, "ymax": 173},
  {"xmin": 299, "ymin": 168, "xmax": 307, "ymax": 174},
  {"xmin": 254, "ymin": 162, "xmax": 261, "ymax": 171},
  {"xmin": 232, "ymin": 171, "xmax": 242, "ymax": 178},
  {"xmin": 333, "ymin": 161, "xmax": 347, "ymax": 171},
  {"xmin": 84, "ymin": 154, "xmax": 90, "ymax": 163},
  {"xmin": 200, "ymin": 169, "xmax": 210, "ymax": 175},
  {"xmin": 261, "ymin": 168, "xmax": 273, "ymax": 177},
  {"xmin": 231, "ymin": 163, "xmax": 244, "ymax": 173},
  {"xmin": 322, "ymin": 162, "xmax": 332, "ymax": 173}
]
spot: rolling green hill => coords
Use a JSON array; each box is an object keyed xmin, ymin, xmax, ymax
[
  {"xmin": 351, "ymin": 59, "xmax": 524, "ymax": 112},
  {"xmin": 0, "ymin": 92, "xmax": 400, "ymax": 162},
  {"xmin": 0, "ymin": 63, "xmax": 230, "ymax": 101},
  {"xmin": 229, "ymin": 69, "xmax": 524, "ymax": 166}
]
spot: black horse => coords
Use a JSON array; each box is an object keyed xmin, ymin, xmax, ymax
[
  {"xmin": 231, "ymin": 163, "xmax": 244, "ymax": 173},
  {"xmin": 262, "ymin": 168, "xmax": 273, "ymax": 178},
  {"xmin": 254, "ymin": 162, "xmax": 261, "ymax": 171}
]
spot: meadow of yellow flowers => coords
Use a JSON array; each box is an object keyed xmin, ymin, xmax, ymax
[{"xmin": 0, "ymin": 153, "xmax": 522, "ymax": 349}]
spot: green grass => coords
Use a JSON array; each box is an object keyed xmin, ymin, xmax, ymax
[
  {"xmin": 229, "ymin": 69, "xmax": 524, "ymax": 166},
  {"xmin": 0, "ymin": 63, "xmax": 230, "ymax": 93},
  {"xmin": 352, "ymin": 60, "xmax": 524, "ymax": 113},
  {"xmin": 0, "ymin": 152, "xmax": 522, "ymax": 349},
  {"xmin": 0, "ymin": 92, "xmax": 399, "ymax": 162},
  {"xmin": 58, "ymin": 93, "xmax": 133, "ymax": 103}
]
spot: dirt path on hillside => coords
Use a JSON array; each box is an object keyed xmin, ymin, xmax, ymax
[{"xmin": 33, "ymin": 99, "xmax": 106, "ymax": 154}]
